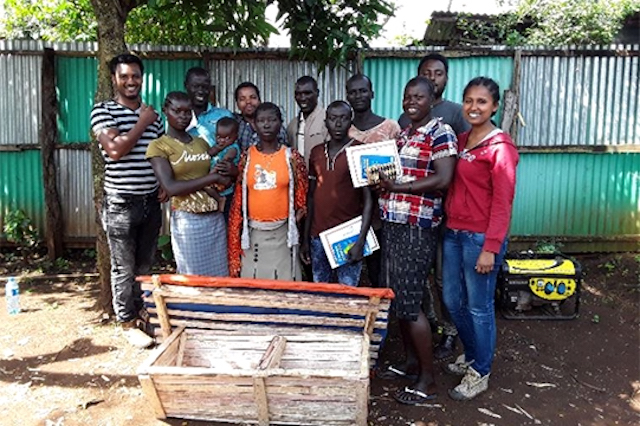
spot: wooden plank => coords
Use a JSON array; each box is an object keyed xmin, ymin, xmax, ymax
[
  {"xmin": 185, "ymin": 328, "xmax": 361, "ymax": 341},
  {"xmin": 253, "ymin": 377, "xmax": 270, "ymax": 426},
  {"xmin": 151, "ymin": 283, "xmax": 382, "ymax": 309},
  {"xmin": 138, "ymin": 375, "xmax": 167, "ymax": 419},
  {"xmin": 153, "ymin": 289, "xmax": 173, "ymax": 339},
  {"xmin": 152, "ymin": 307, "xmax": 368, "ymax": 328},
  {"xmin": 156, "ymin": 292, "xmax": 375, "ymax": 317},
  {"xmin": 151, "ymin": 325, "xmax": 385, "ymax": 345},
  {"xmin": 258, "ymin": 336, "xmax": 287, "ymax": 370},
  {"xmin": 152, "ymin": 374, "xmax": 255, "ymax": 386},
  {"xmin": 354, "ymin": 381, "xmax": 369, "ymax": 426},
  {"xmin": 363, "ymin": 296, "xmax": 381, "ymax": 338},
  {"xmin": 137, "ymin": 275, "xmax": 395, "ymax": 300},
  {"xmin": 138, "ymin": 326, "xmax": 184, "ymax": 373},
  {"xmin": 154, "ymin": 336, "xmax": 181, "ymax": 367},
  {"xmin": 359, "ymin": 333, "xmax": 370, "ymax": 377},
  {"xmin": 145, "ymin": 365, "xmax": 364, "ymax": 379},
  {"xmin": 175, "ymin": 332, "xmax": 188, "ymax": 367},
  {"xmin": 147, "ymin": 315, "xmax": 388, "ymax": 339}
]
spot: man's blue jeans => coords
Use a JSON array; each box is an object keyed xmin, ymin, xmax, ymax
[
  {"xmin": 442, "ymin": 229, "xmax": 507, "ymax": 376},
  {"xmin": 310, "ymin": 237, "xmax": 362, "ymax": 286},
  {"xmin": 102, "ymin": 191, "xmax": 162, "ymax": 322}
]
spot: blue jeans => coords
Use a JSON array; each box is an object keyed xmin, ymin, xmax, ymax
[
  {"xmin": 442, "ymin": 229, "xmax": 507, "ymax": 376},
  {"xmin": 102, "ymin": 191, "xmax": 162, "ymax": 323},
  {"xmin": 310, "ymin": 237, "xmax": 362, "ymax": 286}
]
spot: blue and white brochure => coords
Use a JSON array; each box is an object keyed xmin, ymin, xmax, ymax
[
  {"xmin": 319, "ymin": 216, "xmax": 380, "ymax": 269},
  {"xmin": 346, "ymin": 139, "xmax": 402, "ymax": 188}
]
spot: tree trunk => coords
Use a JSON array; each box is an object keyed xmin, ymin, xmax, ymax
[
  {"xmin": 89, "ymin": 0, "xmax": 132, "ymax": 315},
  {"xmin": 41, "ymin": 47, "xmax": 65, "ymax": 260}
]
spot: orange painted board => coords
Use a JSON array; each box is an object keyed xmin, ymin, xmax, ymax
[{"xmin": 137, "ymin": 274, "xmax": 394, "ymax": 300}]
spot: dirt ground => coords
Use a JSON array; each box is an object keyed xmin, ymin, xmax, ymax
[{"xmin": 0, "ymin": 248, "xmax": 638, "ymax": 426}]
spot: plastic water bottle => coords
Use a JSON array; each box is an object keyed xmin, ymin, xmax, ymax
[{"xmin": 6, "ymin": 277, "xmax": 20, "ymax": 315}]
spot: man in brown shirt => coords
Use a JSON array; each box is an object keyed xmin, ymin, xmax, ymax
[{"xmin": 300, "ymin": 101, "xmax": 373, "ymax": 286}]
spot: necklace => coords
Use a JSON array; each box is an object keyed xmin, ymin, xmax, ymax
[
  {"xmin": 325, "ymin": 139, "xmax": 354, "ymax": 171},
  {"xmin": 257, "ymin": 148, "xmax": 280, "ymax": 171}
]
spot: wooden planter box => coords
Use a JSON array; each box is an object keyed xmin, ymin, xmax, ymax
[{"xmin": 137, "ymin": 275, "xmax": 394, "ymax": 425}]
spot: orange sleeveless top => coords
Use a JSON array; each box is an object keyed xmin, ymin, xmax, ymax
[{"xmin": 246, "ymin": 146, "xmax": 290, "ymax": 221}]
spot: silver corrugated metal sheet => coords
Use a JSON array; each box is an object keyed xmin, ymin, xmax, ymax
[
  {"xmin": 519, "ymin": 54, "xmax": 640, "ymax": 146},
  {"xmin": 207, "ymin": 58, "xmax": 356, "ymax": 123},
  {"xmin": 0, "ymin": 49, "xmax": 42, "ymax": 145},
  {"xmin": 55, "ymin": 149, "xmax": 96, "ymax": 238},
  {"xmin": 55, "ymin": 148, "xmax": 172, "ymax": 240},
  {"xmin": 0, "ymin": 39, "xmax": 46, "ymax": 52}
]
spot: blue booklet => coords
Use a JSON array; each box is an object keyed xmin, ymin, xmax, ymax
[
  {"xmin": 346, "ymin": 140, "xmax": 402, "ymax": 188},
  {"xmin": 319, "ymin": 216, "xmax": 380, "ymax": 269},
  {"xmin": 330, "ymin": 235, "xmax": 374, "ymax": 267}
]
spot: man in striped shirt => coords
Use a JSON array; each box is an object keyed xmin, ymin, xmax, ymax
[{"xmin": 90, "ymin": 54, "xmax": 163, "ymax": 348}]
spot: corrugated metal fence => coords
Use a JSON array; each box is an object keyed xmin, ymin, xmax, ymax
[
  {"xmin": 519, "ymin": 53, "xmax": 639, "ymax": 147},
  {"xmin": 364, "ymin": 54, "xmax": 513, "ymax": 125},
  {"xmin": 0, "ymin": 41, "xmax": 638, "ymax": 251},
  {"xmin": 0, "ymin": 40, "xmax": 45, "ymax": 232}
]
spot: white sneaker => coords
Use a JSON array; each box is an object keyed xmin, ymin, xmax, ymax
[
  {"xmin": 121, "ymin": 321, "xmax": 154, "ymax": 349},
  {"xmin": 448, "ymin": 366, "xmax": 490, "ymax": 400},
  {"xmin": 445, "ymin": 354, "xmax": 472, "ymax": 376}
]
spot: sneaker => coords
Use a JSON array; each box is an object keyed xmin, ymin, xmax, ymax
[
  {"xmin": 121, "ymin": 320, "xmax": 154, "ymax": 349},
  {"xmin": 448, "ymin": 366, "xmax": 489, "ymax": 400},
  {"xmin": 445, "ymin": 354, "xmax": 472, "ymax": 376}
]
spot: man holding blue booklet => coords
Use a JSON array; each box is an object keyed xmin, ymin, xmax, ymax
[{"xmin": 300, "ymin": 101, "xmax": 373, "ymax": 286}]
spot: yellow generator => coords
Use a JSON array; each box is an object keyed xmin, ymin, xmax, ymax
[{"xmin": 497, "ymin": 254, "xmax": 581, "ymax": 320}]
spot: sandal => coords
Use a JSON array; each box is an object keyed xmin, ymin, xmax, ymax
[
  {"xmin": 376, "ymin": 365, "xmax": 418, "ymax": 381},
  {"xmin": 393, "ymin": 386, "xmax": 437, "ymax": 405}
]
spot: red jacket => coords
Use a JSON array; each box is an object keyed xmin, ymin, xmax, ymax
[{"xmin": 445, "ymin": 129, "xmax": 519, "ymax": 253}]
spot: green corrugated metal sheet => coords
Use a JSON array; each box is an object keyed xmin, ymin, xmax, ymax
[
  {"xmin": 57, "ymin": 57, "xmax": 97, "ymax": 143},
  {"xmin": 511, "ymin": 153, "xmax": 639, "ymax": 237},
  {"xmin": 56, "ymin": 57, "xmax": 203, "ymax": 143},
  {"xmin": 142, "ymin": 59, "xmax": 203, "ymax": 113},
  {"xmin": 0, "ymin": 151, "xmax": 45, "ymax": 233},
  {"xmin": 363, "ymin": 56, "xmax": 513, "ymax": 126}
]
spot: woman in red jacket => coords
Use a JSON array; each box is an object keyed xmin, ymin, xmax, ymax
[{"xmin": 442, "ymin": 77, "xmax": 519, "ymax": 401}]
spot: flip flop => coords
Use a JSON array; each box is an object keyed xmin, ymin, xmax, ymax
[
  {"xmin": 376, "ymin": 365, "xmax": 418, "ymax": 381},
  {"xmin": 393, "ymin": 386, "xmax": 437, "ymax": 405}
]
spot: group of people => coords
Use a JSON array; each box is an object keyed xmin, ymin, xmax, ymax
[{"xmin": 90, "ymin": 52, "xmax": 519, "ymax": 404}]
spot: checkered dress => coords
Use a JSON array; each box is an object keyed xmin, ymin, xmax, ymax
[{"xmin": 171, "ymin": 210, "xmax": 228, "ymax": 276}]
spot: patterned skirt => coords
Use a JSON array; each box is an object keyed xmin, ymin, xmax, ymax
[
  {"xmin": 381, "ymin": 221, "xmax": 438, "ymax": 321},
  {"xmin": 171, "ymin": 210, "xmax": 229, "ymax": 276},
  {"xmin": 240, "ymin": 222, "xmax": 301, "ymax": 281}
]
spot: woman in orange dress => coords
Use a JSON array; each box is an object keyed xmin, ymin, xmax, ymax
[{"xmin": 228, "ymin": 102, "xmax": 308, "ymax": 280}]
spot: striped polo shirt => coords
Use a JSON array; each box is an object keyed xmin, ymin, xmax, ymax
[{"xmin": 90, "ymin": 100, "xmax": 164, "ymax": 195}]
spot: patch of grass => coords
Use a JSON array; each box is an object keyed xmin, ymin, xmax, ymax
[
  {"xmin": 54, "ymin": 258, "xmax": 71, "ymax": 271},
  {"xmin": 534, "ymin": 239, "xmax": 563, "ymax": 254}
]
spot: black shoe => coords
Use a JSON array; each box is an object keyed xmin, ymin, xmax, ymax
[{"xmin": 434, "ymin": 335, "xmax": 456, "ymax": 360}]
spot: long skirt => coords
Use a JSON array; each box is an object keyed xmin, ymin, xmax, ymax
[
  {"xmin": 171, "ymin": 210, "xmax": 228, "ymax": 276},
  {"xmin": 240, "ymin": 222, "xmax": 301, "ymax": 281},
  {"xmin": 381, "ymin": 221, "xmax": 438, "ymax": 321}
]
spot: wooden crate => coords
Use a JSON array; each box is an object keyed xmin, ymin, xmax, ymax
[{"xmin": 137, "ymin": 275, "xmax": 394, "ymax": 425}]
